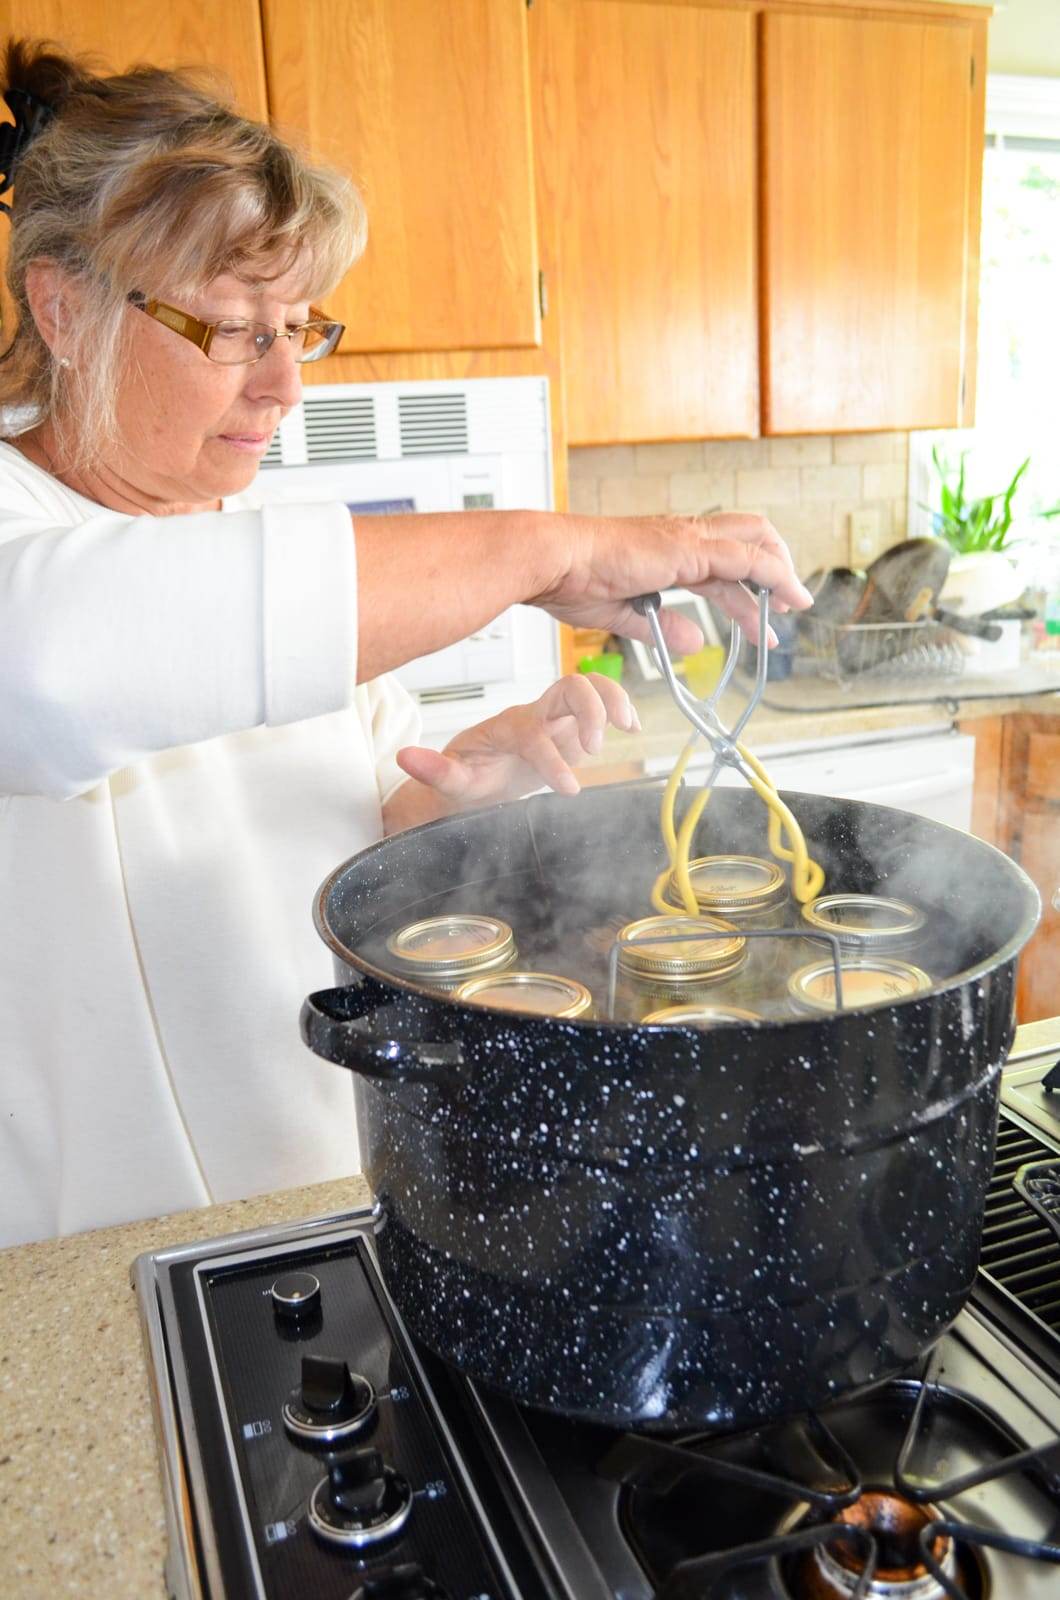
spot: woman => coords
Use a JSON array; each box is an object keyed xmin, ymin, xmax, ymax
[{"xmin": 0, "ymin": 40, "xmax": 811, "ymax": 1247}]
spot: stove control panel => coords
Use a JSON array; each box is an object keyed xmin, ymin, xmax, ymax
[{"xmin": 187, "ymin": 1236, "xmax": 514, "ymax": 1600}]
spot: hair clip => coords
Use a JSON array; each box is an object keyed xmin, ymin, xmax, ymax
[{"xmin": 0, "ymin": 87, "xmax": 55, "ymax": 215}]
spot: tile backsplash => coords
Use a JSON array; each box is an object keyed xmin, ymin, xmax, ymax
[{"xmin": 568, "ymin": 433, "xmax": 909, "ymax": 576}]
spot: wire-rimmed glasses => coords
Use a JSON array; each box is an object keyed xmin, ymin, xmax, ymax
[{"xmin": 128, "ymin": 293, "xmax": 344, "ymax": 365}]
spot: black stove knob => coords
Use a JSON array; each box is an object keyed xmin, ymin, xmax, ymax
[
  {"xmin": 353, "ymin": 1564, "xmax": 446, "ymax": 1600},
  {"xmin": 282, "ymin": 1355, "xmax": 376, "ymax": 1445},
  {"xmin": 308, "ymin": 1446, "xmax": 413, "ymax": 1549},
  {"xmin": 271, "ymin": 1271, "xmax": 321, "ymax": 1321}
]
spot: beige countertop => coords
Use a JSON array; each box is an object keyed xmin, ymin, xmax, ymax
[
  {"xmin": 3, "ymin": 1019, "xmax": 1059, "ymax": 1595},
  {"xmin": 588, "ymin": 663, "xmax": 1060, "ymax": 770},
  {"xmin": 0, "ymin": 1174, "xmax": 371, "ymax": 1600}
]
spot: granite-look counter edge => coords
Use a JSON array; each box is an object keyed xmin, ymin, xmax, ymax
[
  {"xmin": 0, "ymin": 1173, "xmax": 371, "ymax": 1600},
  {"xmin": 586, "ymin": 677, "xmax": 1059, "ymax": 770}
]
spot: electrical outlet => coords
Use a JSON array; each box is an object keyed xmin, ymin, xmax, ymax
[{"xmin": 848, "ymin": 508, "xmax": 881, "ymax": 568}]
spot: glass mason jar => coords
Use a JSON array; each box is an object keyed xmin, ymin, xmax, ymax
[
  {"xmin": 385, "ymin": 913, "xmax": 517, "ymax": 995},
  {"xmin": 454, "ymin": 970, "xmax": 594, "ymax": 1019},
  {"xmin": 612, "ymin": 913, "xmax": 750, "ymax": 1022},
  {"xmin": 664, "ymin": 854, "xmax": 793, "ymax": 1000},
  {"xmin": 799, "ymin": 894, "xmax": 927, "ymax": 959},
  {"xmin": 786, "ymin": 955, "xmax": 932, "ymax": 1016},
  {"xmin": 640, "ymin": 1001, "xmax": 763, "ymax": 1027}
]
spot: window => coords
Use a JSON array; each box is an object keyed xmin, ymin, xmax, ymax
[{"xmin": 910, "ymin": 76, "xmax": 1060, "ymax": 549}]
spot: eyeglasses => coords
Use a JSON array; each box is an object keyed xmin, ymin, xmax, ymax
[{"xmin": 127, "ymin": 293, "xmax": 344, "ymax": 365}]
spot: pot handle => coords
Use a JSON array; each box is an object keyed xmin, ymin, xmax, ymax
[{"xmin": 301, "ymin": 986, "xmax": 466, "ymax": 1090}]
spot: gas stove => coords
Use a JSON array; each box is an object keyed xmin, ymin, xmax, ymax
[{"xmin": 135, "ymin": 1041, "xmax": 1060, "ymax": 1600}]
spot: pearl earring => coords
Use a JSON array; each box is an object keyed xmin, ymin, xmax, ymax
[{"xmin": 58, "ymin": 356, "xmax": 70, "ymax": 368}]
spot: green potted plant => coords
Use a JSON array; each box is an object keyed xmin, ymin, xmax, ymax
[
  {"xmin": 924, "ymin": 448, "xmax": 1032, "ymax": 671},
  {"xmin": 926, "ymin": 445, "xmax": 1029, "ymax": 555}
]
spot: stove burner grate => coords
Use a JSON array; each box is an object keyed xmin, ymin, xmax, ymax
[{"xmin": 604, "ymin": 1344, "xmax": 1060, "ymax": 1599}]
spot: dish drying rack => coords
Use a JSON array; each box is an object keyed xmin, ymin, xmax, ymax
[{"xmin": 798, "ymin": 617, "xmax": 966, "ymax": 687}]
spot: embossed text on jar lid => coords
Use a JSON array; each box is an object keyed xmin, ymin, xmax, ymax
[
  {"xmin": 616, "ymin": 914, "xmax": 747, "ymax": 981},
  {"xmin": 641, "ymin": 1002, "xmax": 763, "ymax": 1027},
  {"xmin": 787, "ymin": 957, "xmax": 932, "ymax": 1013},
  {"xmin": 386, "ymin": 913, "xmax": 516, "ymax": 976},
  {"xmin": 669, "ymin": 854, "xmax": 788, "ymax": 913},
  {"xmin": 801, "ymin": 894, "xmax": 926, "ymax": 948},
  {"xmin": 454, "ymin": 970, "xmax": 593, "ymax": 1019}
]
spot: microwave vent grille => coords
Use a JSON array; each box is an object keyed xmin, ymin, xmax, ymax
[
  {"xmin": 303, "ymin": 396, "xmax": 378, "ymax": 462},
  {"xmin": 417, "ymin": 683, "xmax": 486, "ymax": 706},
  {"xmin": 399, "ymin": 393, "xmax": 469, "ymax": 456}
]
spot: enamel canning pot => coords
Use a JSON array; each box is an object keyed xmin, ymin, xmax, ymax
[{"xmin": 300, "ymin": 785, "xmax": 1039, "ymax": 1431}]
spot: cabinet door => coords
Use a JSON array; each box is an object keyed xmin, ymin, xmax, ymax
[
  {"xmin": 0, "ymin": 1, "xmax": 267, "ymax": 344},
  {"xmin": 538, "ymin": 0, "xmax": 757, "ymax": 444},
  {"xmin": 761, "ymin": 9, "xmax": 980, "ymax": 435},
  {"xmin": 1001, "ymin": 715, "xmax": 1060, "ymax": 1024},
  {"xmin": 0, "ymin": 1, "xmax": 266, "ymax": 113},
  {"xmin": 261, "ymin": 0, "xmax": 540, "ymax": 355}
]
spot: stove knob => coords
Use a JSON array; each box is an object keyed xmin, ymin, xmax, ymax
[
  {"xmin": 270, "ymin": 1271, "xmax": 321, "ymax": 1321},
  {"xmin": 307, "ymin": 1447, "xmax": 413, "ymax": 1549},
  {"xmin": 352, "ymin": 1564, "xmax": 446, "ymax": 1600},
  {"xmin": 282, "ymin": 1355, "xmax": 376, "ymax": 1444}
]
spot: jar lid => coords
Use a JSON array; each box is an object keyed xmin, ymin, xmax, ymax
[
  {"xmin": 455, "ymin": 971, "xmax": 594, "ymax": 1019},
  {"xmin": 801, "ymin": 894, "xmax": 926, "ymax": 948},
  {"xmin": 641, "ymin": 1002, "xmax": 762, "ymax": 1027},
  {"xmin": 616, "ymin": 915, "xmax": 747, "ymax": 981},
  {"xmin": 667, "ymin": 855, "xmax": 788, "ymax": 913},
  {"xmin": 788, "ymin": 957, "xmax": 932, "ymax": 1013},
  {"xmin": 386, "ymin": 914, "xmax": 516, "ymax": 977}
]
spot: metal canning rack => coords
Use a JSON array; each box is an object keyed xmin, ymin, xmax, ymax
[
  {"xmin": 799, "ymin": 617, "xmax": 966, "ymax": 687},
  {"xmin": 604, "ymin": 925, "xmax": 847, "ymax": 1020}
]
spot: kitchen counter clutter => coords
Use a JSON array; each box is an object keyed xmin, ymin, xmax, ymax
[
  {"xmin": 2, "ymin": 1022, "xmax": 1058, "ymax": 1599},
  {"xmin": 585, "ymin": 659, "xmax": 1060, "ymax": 772}
]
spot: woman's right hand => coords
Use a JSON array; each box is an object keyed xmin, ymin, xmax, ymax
[{"xmin": 530, "ymin": 511, "xmax": 814, "ymax": 653}]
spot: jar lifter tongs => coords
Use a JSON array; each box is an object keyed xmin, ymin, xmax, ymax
[
  {"xmin": 631, "ymin": 585, "xmax": 771, "ymax": 788},
  {"xmin": 618, "ymin": 587, "xmax": 845, "ymax": 1013}
]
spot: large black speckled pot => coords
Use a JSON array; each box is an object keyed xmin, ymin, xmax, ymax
[{"xmin": 300, "ymin": 785, "xmax": 1039, "ymax": 1431}]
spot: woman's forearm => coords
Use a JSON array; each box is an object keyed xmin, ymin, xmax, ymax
[{"xmin": 355, "ymin": 509, "xmax": 556, "ymax": 682}]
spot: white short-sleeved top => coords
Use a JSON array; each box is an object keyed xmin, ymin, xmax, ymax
[{"xmin": 0, "ymin": 442, "xmax": 421, "ymax": 1246}]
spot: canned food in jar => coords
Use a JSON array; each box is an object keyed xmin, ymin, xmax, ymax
[
  {"xmin": 665, "ymin": 853, "xmax": 795, "ymax": 996},
  {"xmin": 454, "ymin": 970, "xmax": 594, "ymax": 1019},
  {"xmin": 385, "ymin": 913, "xmax": 516, "ymax": 992},
  {"xmin": 616, "ymin": 914, "xmax": 747, "ymax": 982},
  {"xmin": 641, "ymin": 1002, "xmax": 763, "ymax": 1026},
  {"xmin": 665, "ymin": 854, "xmax": 788, "ymax": 922},
  {"xmin": 800, "ymin": 893, "xmax": 926, "ymax": 953},
  {"xmin": 613, "ymin": 913, "xmax": 750, "ymax": 1022},
  {"xmin": 787, "ymin": 956, "xmax": 932, "ymax": 1014}
]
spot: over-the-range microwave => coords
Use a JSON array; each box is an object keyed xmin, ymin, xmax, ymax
[{"xmin": 256, "ymin": 376, "xmax": 560, "ymax": 742}]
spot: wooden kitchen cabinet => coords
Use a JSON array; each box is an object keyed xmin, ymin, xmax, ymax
[
  {"xmin": 0, "ymin": 0, "xmax": 268, "ymax": 113},
  {"xmin": 761, "ymin": 6, "xmax": 986, "ymax": 435},
  {"xmin": 533, "ymin": 0, "xmax": 758, "ymax": 444},
  {"xmin": 1000, "ymin": 715, "xmax": 1060, "ymax": 1025},
  {"xmin": 961, "ymin": 710, "xmax": 1060, "ymax": 1024},
  {"xmin": 261, "ymin": 0, "xmax": 541, "ymax": 356},
  {"xmin": 531, "ymin": 0, "xmax": 987, "ymax": 444}
]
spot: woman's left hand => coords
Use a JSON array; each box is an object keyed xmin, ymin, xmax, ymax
[{"xmin": 388, "ymin": 673, "xmax": 640, "ymax": 826}]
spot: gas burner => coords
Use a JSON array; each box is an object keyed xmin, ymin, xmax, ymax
[
  {"xmin": 790, "ymin": 1492, "xmax": 959, "ymax": 1599},
  {"xmin": 577, "ymin": 1345, "xmax": 1060, "ymax": 1599}
]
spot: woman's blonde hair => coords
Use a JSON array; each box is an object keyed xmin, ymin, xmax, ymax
[{"xmin": 0, "ymin": 38, "xmax": 366, "ymax": 467}]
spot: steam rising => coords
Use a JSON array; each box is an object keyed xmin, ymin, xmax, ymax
[{"xmin": 331, "ymin": 785, "xmax": 1038, "ymax": 1023}]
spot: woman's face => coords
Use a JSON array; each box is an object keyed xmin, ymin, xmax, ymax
[{"xmin": 111, "ymin": 260, "xmax": 312, "ymax": 508}]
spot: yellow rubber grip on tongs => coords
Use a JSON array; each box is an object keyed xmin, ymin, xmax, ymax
[{"xmin": 652, "ymin": 732, "xmax": 825, "ymax": 914}]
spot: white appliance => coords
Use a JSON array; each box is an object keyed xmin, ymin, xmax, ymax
[
  {"xmin": 647, "ymin": 726, "xmax": 977, "ymax": 831},
  {"xmin": 256, "ymin": 376, "xmax": 560, "ymax": 740}
]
